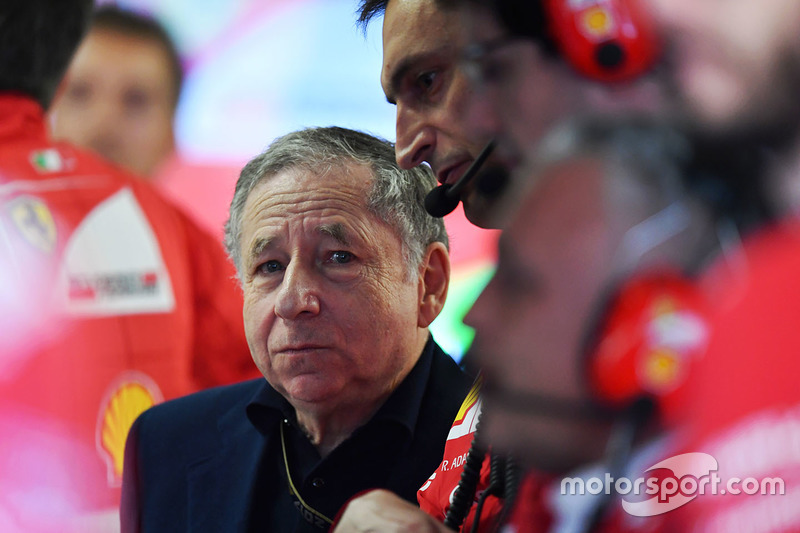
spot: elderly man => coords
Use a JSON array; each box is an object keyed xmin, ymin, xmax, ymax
[{"xmin": 121, "ymin": 126, "xmax": 472, "ymax": 532}]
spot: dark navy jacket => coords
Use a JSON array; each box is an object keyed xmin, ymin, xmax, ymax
[{"xmin": 121, "ymin": 338, "xmax": 471, "ymax": 532}]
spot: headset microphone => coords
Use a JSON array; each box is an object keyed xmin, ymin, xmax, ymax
[{"xmin": 424, "ymin": 140, "xmax": 497, "ymax": 218}]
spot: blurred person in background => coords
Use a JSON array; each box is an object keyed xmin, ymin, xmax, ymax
[
  {"xmin": 464, "ymin": 117, "xmax": 720, "ymax": 532},
  {"xmin": 639, "ymin": 0, "xmax": 800, "ymax": 530},
  {"xmin": 50, "ymin": 5, "xmax": 180, "ymax": 180},
  {"xmin": 49, "ymin": 5, "xmax": 232, "ymax": 238},
  {"xmin": 0, "ymin": 1, "xmax": 256, "ymax": 531}
]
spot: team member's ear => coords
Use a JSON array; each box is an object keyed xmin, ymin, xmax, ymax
[{"xmin": 417, "ymin": 241, "xmax": 450, "ymax": 328}]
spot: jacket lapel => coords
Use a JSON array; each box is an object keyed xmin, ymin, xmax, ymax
[{"xmin": 187, "ymin": 391, "xmax": 268, "ymax": 532}]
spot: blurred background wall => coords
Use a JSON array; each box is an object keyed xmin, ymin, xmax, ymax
[{"xmin": 86, "ymin": 0, "xmax": 498, "ymax": 361}]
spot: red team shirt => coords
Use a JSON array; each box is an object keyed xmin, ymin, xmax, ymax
[
  {"xmin": 0, "ymin": 94, "xmax": 258, "ymax": 532},
  {"xmin": 418, "ymin": 378, "xmax": 504, "ymax": 532},
  {"xmin": 671, "ymin": 220, "xmax": 800, "ymax": 532}
]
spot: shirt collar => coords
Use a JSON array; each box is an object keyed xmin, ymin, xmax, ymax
[
  {"xmin": 0, "ymin": 93, "xmax": 48, "ymax": 144},
  {"xmin": 245, "ymin": 336, "xmax": 437, "ymax": 439}
]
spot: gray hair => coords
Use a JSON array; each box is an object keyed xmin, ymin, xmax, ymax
[{"xmin": 224, "ymin": 126, "xmax": 448, "ymax": 280}]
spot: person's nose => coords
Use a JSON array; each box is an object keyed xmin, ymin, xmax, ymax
[
  {"xmin": 274, "ymin": 261, "xmax": 321, "ymax": 320},
  {"xmin": 84, "ymin": 98, "xmax": 124, "ymax": 150},
  {"xmin": 394, "ymin": 103, "xmax": 436, "ymax": 169}
]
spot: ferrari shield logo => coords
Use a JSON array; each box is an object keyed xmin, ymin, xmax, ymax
[{"xmin": 7, "ymin": 196, "xmax": 57, "ymax": 253}]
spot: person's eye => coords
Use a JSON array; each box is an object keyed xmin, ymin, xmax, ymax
[
  {"xmin": 417, "ymin": 70, "xmax": 438, "ymax": 91},
  {"xmin": 414, "ymin": 70, "xmax": 445, "ymax": 100},
  {"xmin": 123, "ymin": 88, "xmax": 151, "ymax": 114},
  {"xmin": 328, "ymin": 251, "xmax": 354, "ymax": 264},
  {"xmin": 66, "ymin": 82, "xmax": 91, "ymax": 104},
  {"xmin": 257, "ymin": 260, "xmax": 284, "ymax": 274}
]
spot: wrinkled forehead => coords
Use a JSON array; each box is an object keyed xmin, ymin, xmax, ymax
[
  {"xmin": 247, "ymin": 160, "xmax": 373, "ymax": 207},
  {"xmin": 239, "ymin": 162, "xmax": 404, "ymax": 261}
]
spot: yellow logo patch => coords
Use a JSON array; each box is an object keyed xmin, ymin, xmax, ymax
[
  {"xmin": 96, "ymin": 374, "xmax": 163, "ymax": 486},
  {"xmin": 642, "ymin": 348, "xmax": 681, "ymax": 390},
  {"xmin": 7, "ymin": 196, "xmax": 57, "ymax": 253},
  {"xmin": 581, "ymin": 6, "xmax": 615, "ymax": 38}
]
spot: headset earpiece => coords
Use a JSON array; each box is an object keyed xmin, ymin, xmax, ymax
[
  {"xmin": 586, "ymin": 272, "xmax": 708, "ymax": 424},
  {"xmin": 542, "ymin": 0, "xmax": 661, "ymax": 82}
]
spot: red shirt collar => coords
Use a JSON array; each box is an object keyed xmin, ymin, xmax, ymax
[{"xmin": 0, "ymin": 93, "xmax": 48, "ymax": 144}]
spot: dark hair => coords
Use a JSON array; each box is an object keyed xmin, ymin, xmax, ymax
[
  {"xmin": 356, "ymin": 0, "xmax": 556, "ymax": 56},
  {"xmin": 444, "ymin": 0, "xmax": 557, "ymax": 56},
  {"xmin": 356, "ymin": 0, "xmax": 389, "ymax": 29},
  {"xmin": 0, "ymin": 0, "xmax": 94, "ymax": 109},
  {"xmin": 91, "ymin": 5, "xmax": 184, "ymax": 108}
]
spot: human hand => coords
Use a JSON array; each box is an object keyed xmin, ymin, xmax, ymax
[{"xmin": 332, "ymin": 489, "xmax": 453, "ymax": 533}]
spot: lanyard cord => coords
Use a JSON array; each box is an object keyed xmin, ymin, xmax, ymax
[{"xmin": 280, "ymin": 422, "xmax": 334, "ymax": 526}]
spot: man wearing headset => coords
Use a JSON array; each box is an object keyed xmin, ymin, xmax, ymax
[
  {"xmin": 337, "ymin": 0, "xmax": 720, "ymax": 531},
  {"xmin": 357, "ymin": 0, "xmax": 670, "ymax": 229},
  {"xmin": 343, "ymin": 2, "xmax": 592, "ymax": 530}
]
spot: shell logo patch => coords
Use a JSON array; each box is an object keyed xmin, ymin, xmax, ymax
[
  {"xmin": 96, "ymin": 373, "xmax": 163, "ymax": 486},
  {"xmin": 6, "ymin": 195, "xmax": 57, "ymax": 253}
]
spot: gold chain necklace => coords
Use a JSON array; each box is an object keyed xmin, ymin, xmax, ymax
[{"xmin": 280, "ymin": 422, "xmax": 334, "ymax": 528}]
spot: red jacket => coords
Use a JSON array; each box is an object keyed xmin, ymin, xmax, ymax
[{"xmin": 0, "ymin": 94, "xmax": 258, "ymax": 531}]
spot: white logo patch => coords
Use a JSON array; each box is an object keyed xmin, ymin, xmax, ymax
[{"xmin": 55, "ymin": 188, "xmax": 175, "ymax": 315}]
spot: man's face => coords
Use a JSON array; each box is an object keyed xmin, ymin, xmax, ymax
[
  {"xmin": 461, "ymin": 5, "xmax": 579, "ymax": 171},
  {"xmin": 646, "ymin": 0, "xmax": 800, "ymax": 133},
  {"xmin": 465, "ymin": 157, "xmax": 620, "ymax": 472},
  {"xmin": 50, "ymin": 28, "xmax": 176, "ymax": 178},
  {"xmin": 380, "ymin": 0, "xmax": 496, "ymax": 226},
  {"xmin": 239, "ymin": 162, "xmax": 428, "ymax": 415},
  {"xmin": 461, "ymin": 4, "xmax": 669, "ymax": 172}
]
